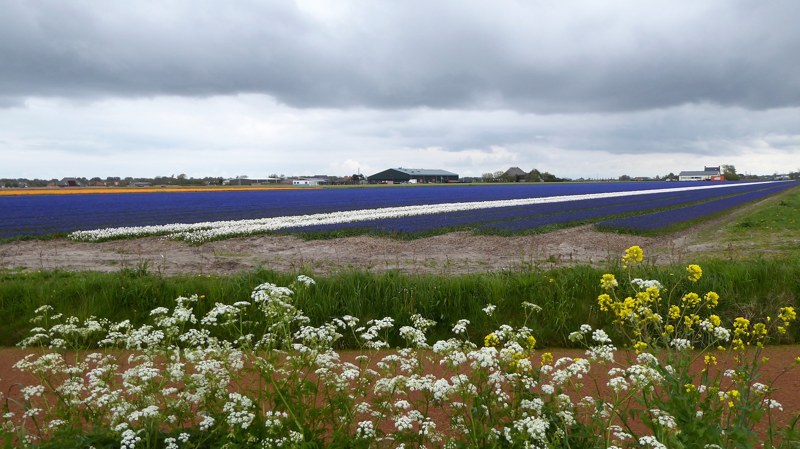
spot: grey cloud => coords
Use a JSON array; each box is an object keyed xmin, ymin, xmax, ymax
[{"xmin": 1, "ymin": 0, "xmax": 799, "ymax": 113}]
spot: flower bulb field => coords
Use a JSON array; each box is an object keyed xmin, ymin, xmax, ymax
[
  {"xmin": 0, "ymin": 181, "xmax": 795, "ymax": 242},
  {"xmin": 2, "ymin": 181, "xmax": 800, "ymax": 448}
]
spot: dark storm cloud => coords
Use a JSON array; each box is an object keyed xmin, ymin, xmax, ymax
[{"xmin": 1, "ymin": 0, "xmax": 799, "ymax": 112}]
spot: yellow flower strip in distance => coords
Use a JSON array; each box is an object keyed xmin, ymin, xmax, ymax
[{"xmin": 0, "ymin": 185, "xmax": 309, "ymax": 196}]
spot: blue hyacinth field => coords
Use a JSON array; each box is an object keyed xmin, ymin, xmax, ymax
[{"xmin": 1, "ymin": 181, "xmax": 796, "ymax": 241}]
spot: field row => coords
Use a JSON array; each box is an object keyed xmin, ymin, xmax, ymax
[
  {"xmin": 2, "ymin": 181, "xmax": 795, "ymax": 240},
  {"xmin": 0, "ymin": 182, "xmax": 714, "ymax": 237},
  {"xmin": 62, "ymin": 181, "xmax": 794, "ymax": 242}
]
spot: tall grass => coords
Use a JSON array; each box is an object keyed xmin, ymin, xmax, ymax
[{"xmin": 1, "ymin": 258, "xmax": 798, "ymax": 348}]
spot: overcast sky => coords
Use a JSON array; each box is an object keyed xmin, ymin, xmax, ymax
[{"xmin": 1, "ymin": 0, "xmax": 799, "ymax": 180}]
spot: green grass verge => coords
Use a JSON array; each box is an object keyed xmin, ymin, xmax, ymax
[{"xmin": 2, "ymin": 258, "xmax": 798, "ymax": 349}]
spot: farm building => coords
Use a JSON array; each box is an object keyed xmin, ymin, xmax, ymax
[
  {"xmin": 58, "ymin": 177, "xmax": 83, "ymax": 187},
  {"xmin": 504, "ymin": 167, "xmax": 528, "ymax": 182},
  {"xmin": 678, "ymin": 166, "xmax": 724, "ymax": 181},
  {"xmin": 368, "ymin": 168, "xmax": 459, "ymax": 184},
  {"xmin": 292, "ymin": 178, "xmax": 326, "ymax": 187}
]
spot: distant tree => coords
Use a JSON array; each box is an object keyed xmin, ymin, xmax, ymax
[
  {"xmin": 527, "ymin": 169, "xmax": 542, "ymax": 182},
  {"xmin": 540, "ymin": 172, "xmax": 562, "ymax": 182},
  {"xmin": 481, "ymin": 172, "xmax": 495, "ymax": 182},
  {"xmin": 498, "ymin": 172, "xmax": 514, "ymax": 183},
  {"xmin": 618, "ymin": 175, "xmax": 632, "ymax": 181},
  {"xmin": 721, "ymin": 165, "xmax": 739, "ymax": 181}
]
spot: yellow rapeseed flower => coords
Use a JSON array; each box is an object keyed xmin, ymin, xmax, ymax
[
  {"xmin": 600, "ymin": 273, "xmax": 618, "ymax": 290},
  {"xmin": 709, "ymin": 314, "xmax": 721, "ymax": 327},
  {"xmin": 615, "ymin": 297, "xmax": 637, "ymax": 320},
  {"xmin": 687, "ymin": 264, "xmax": 703, "ymax": 283},
  {"xmin": 633, "ymin": 341, "xmax": 648, "ymax": 354},
  {"xmin": 683, "ymin": 314, "xmax": 700, "ymax": 328},
  {"xmin": 685, "ymin": 383, "xmax": 697, "ymax": 393},
  {"xmin": 733, "ymin": 317, "xmax": 750, "ymax": 337},
  {"xmin": 597, "ymin": 294, "xmax": 613, "ymax": 311},
  {"xmin": 484, "ymin": 333, "xmax": 500, "ymax": 347},
  {"xmin": 646, "ymin": 286, "xmax": 661, "ymax": 300},
  {"xmin": 668, "ymin": 305, "xmax": 681, "ymax": 320},
  {"xmin": 682, "ymin": 292, "xmax": 701, "ymax": 307},
  {"xmin": 780, "ymin": 306, "xmax": 797, "ymax": 325},
  {"xmin": 526, "ymin": 335, "xmax": 537, "ymax": 350},
  {"xmin": 704, "ymin": 355, "xmax": 717, "ymax": 366},
  {"xmin": 636, "ymin": 291, "xmax": 652, "ymax": 305},
  {"xmin": 704, "ymin": 291, "xmax": 720, "ymax": 308},
  {"xmin": 622, "ymin": 245, "xmax": 644, "ymax": 268},
  {"xmin": 541, "ymin": 352, "xmax": 554, "ymax": 365}
]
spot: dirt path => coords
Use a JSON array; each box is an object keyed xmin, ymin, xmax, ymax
[{"xmin": 0, "ymin": 225, "xmax": 723, "ymax": 276}]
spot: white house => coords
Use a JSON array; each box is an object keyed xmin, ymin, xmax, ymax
[{"xmin": 678, "ymin": 166, "xmax": 724, "ymax": 181}]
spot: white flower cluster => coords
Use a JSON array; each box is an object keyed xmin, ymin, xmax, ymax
[
  {"xmin": 451, "ymin": 319, "xmax": 470, "ymax": 335},
  {"xmin": 631, "ymin": 278, "xmax": 664, "ymax": 290},
  {"xmin": 639, "ymin": 435, "xmax": 668, "ymax": 449},
  {"xmin": 223, "ymin": 392, "xmax": 255, "ymax": 430}
]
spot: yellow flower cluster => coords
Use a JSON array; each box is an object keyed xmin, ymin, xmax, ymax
[
  {"xmin": 622, "ymin": 245, "xmax": 644, "ymax": 268},
  {"xmin": 686, "ymin": 264, "xmax": 703, "ymax": 283},
  {"xmin": 599, "ymin": 246, "xmax": 797, "ymax": 360},
  {"xmin": 778, "ymin": 306, "xmax": 797, "ymax": 334},
  {"xmin": 600, "ymin": 273, "xmax": 618, "ymax": 290},
  {"xmin": 726, "ymin": 389, "xmax": 741, "ymax": 408},
  {"xmin": 484, "ymin": 332, "xmax": 500, "ymax": 347},
  {"xmin": 705, "ymin": 291, "xmax": 719, "ymax": 308}
]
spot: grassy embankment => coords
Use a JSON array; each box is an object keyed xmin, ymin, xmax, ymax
[
  {"xmin": 1, "ymin": 184, "xmax": 798, "ymax": 348},
  {"xmin": 1, "ymin": 258, "xmax": 798, "ymax": 349}
]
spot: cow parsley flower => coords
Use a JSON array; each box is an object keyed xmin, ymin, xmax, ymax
[
  {"xmin": 452, "ymin": 319, "xmax": 470, "ymax": 335},
  {"xmin": 356, "ymin": 420, "xmax": 376, "ymax": 439},
  {"xmin": 296, "ymin": 274, "xmax": 315, "ymax": 286}
]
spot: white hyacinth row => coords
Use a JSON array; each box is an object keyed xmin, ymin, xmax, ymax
[{"xmin": 67, "ymin": 182, "xmax": 773, "ymax": 243}]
